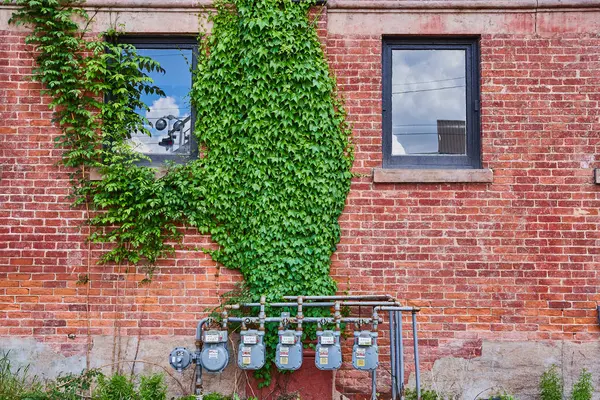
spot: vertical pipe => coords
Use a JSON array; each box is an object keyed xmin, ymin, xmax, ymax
[
  {"xmin": 221, "ymin": 309, "xmax": 228, "ymax": 329},
  {"xmin": 194, "ymin": 318, "xmax": 209, "ymax": 396},
  {"xmin": 371, "ymin": 369, "xmax": 377, "ymax": 400},
  {"xmin": 397, "ymin": 311, "xmax": 404, "ymax": 397},
  {"xmin": 372, "ymin": 307, "xmax": 379, "ymax": 331},
  {"xmin": 389, "ymin": 311, "xmax": 397, "ymax": 400},
  {"xmin": 259, "ymin": 295, "xmax": 266, "ymax": 331},
  {"xmin": 194, "ymin": 363, "xmax": 202, "ymax": 396},
  {"xmin": 297, "ymin": 296, "xmax": 303, "ymax": 331},
  {"xmin": 411, "ymin": 311, "xmax": 420, "ymax": 400}
]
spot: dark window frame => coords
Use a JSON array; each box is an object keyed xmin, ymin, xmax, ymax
[
  {"xmin": 116, "ymin": 36, "xmax": 199, "ymax": 166},
  {"xmin": 382, "ymin": 37, "xmax": 481, "ymax": 169}
]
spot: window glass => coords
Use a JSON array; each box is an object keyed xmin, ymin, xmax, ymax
[
  {"xmin": 117, "ymin": 42, "xmax": 196, "ymax": 165},
  {"xmin": 391, "ymin": 49, "xmax": 467, "ymax": 156},
  {"xmin": 382, "ymin": 38, "xmax": 480, "ymax": 169}
]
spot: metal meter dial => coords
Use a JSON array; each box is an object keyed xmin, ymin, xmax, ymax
[
  {"xmin": 315, "ymin": 330, "xmax": 342, "ymax": 370},
  {"xmin": 200, "ymin": 329, "xmax": 229, "ymax": 373},
  {"xmin": 169, "ymin": 347, "xmax": 194, "ymax": 372},
  {"xmin": 275, "ymin": 329, "xmax": 303, "ymax": 370},
  {"xmin": 352, "ymin": 330, "xmax": 379, "ymax": 371},
  {"xmin": 237, "ymin": 329, "xmax": 266, "ymax": 370}
]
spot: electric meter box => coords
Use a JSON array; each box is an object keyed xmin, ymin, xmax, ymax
[
  {"xmin": 169, "ymin": 347, "xmax": 194, "ymax": 372},
  {"xmin": 275, "ymin": 329, "xmax": 303, "ymax": 370},
  {"xmin": 352, "ymin": 330, "xmax": 379, "ymax": 371},
  {"xmin": 315, "ymin": 330, "xmax": 342, "ymax": 370},
  {"xmin": 200, "ymin": 329, "xmax": 229, "ymax": 373},
  {"xmin": 237, "ymin": 329, "xmax": 266, "ymax": 370}
]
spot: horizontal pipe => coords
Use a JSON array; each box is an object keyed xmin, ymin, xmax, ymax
[
  {"xmin": 230, "ymin": 301, "xmax": 400, "ymax": 308},
  {"xmin": 376, "ymin": 306, "xmax": 420, "ymax": 312},
  {"xmin": 227, "ymin": 316, "xmax": 383, "ymax": 324},
  {"xmin": 231, "ymin": 302, "xmax": 335, "ymax": 308},
  {"xmin": 282, "ymin": 295, "xmax": 394, "ymax": 301}
]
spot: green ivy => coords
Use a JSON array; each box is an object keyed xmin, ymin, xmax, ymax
[
  {"xmin": 188, "ymin": 0, "xmax": 353, "ymax": 300},
  {"xmin": 9, "ymin": 0, "xmax": 353, "ymax": 387},
  {"xmin": 7, "ymin": 0, "xmax": 185, "ymax": 269},
  {"xmin": 186, "ymin": 0, "xmax": 353, "ymax": 383}
]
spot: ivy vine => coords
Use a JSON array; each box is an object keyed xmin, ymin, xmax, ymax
[
  {"xmin": 8, "ymin": 0, "xmax": 354, "ymax": 387},
  {"xmin": 189, "ymin": 0, "xmax": 354, "ymax": 300}
]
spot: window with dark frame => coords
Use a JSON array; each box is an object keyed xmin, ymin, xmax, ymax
[
  {"xmin": 382, "ymin": 38, "xmax": 481, "ymax": 169},
  {"xmin": 118, "ymin": 36, "xmax": 198, "ymax": 167}
]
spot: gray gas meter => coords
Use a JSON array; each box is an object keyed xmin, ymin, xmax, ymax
[
  {"xmin": 169, "ymin": 347, "xmax": 194, "ymax": 372},
  {"xmin": 237, "ymin": 329, "xmax": 266, "ymax": 370},
  {"xmin": 315, "ymin": 330, "xmax": 342, "ymax": 370},
  {"xmin": 352, "ymin": 330, "xmax": 379, "ymax": 371},
  {"xmin": 200, "ymin": 329, "xmax": 229, "ymax": 373},
  {"xmin": 275, "ymin": 329, "xmax": 303, "ymax": 370}
]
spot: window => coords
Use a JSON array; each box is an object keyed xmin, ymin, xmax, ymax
[
  {"xmin": 382, "ymin": 38, "xmax": 481, "ymax": 169},
  {"xmin": 119, "ymin": 37, "xmax": 198, "ymax": 166}
]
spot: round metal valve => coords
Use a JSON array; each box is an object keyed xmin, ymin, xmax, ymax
[{"xmin": 169, "ymin": 347, "xmax": 193, "ymax": 372}]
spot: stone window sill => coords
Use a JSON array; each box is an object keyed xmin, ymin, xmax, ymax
[
  {"xmin": 595, "ymin": 169, "xmax": 600, "ymax": 184},
  {"xmin": 373, "ymin": 168, "xmax": 493, "ymax": 183}
]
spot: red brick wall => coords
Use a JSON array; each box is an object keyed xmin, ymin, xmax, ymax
[
  {"xmin": 1, "ymin": 4, "xmax": 600, "ymax": 399},
  {"xmin": 0, "ymin": 28, "xmax": 239, "ymax": 347},
  {"xmin": 327, "ymin": 29, "xmax": 600, "ymax": 395}
]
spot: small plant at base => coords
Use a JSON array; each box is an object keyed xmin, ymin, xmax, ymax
[
  {"xmin": 0, "ymin": 353, "xmax": 44, "ymax": 400},
  {"xmin": 570, "ymin": 369, "xmax": 592, "ymax": 400},
  {"xmin": 405, "ymin": 387, "xmax": 439, "ymax": 400},
  {"xmin": 94, "ymin": 373, "xmax": 137, "ymax": 400},
  {"xmin": 139, "ymin": 374, "xmax": 167, "ymax": 400},
  {"xmin": 540, "ymin": 364, "xmax": 563, "ymax": 400}
]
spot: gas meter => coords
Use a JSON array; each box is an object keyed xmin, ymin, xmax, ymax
[
  {"xmin": 169, "ymin": 347, "xmax": 194, "ymax": 372},
  {"xmin": 275, "ymin": 329, "xmax": 303, "ymax": 370},
  {"xmin": 352, "ymin": 330, "xmax": 379, "ymax": 371},
  {"xmin": 315, "ymin": 330, "xmax": 342, "ymax": 370},
  {"xmin": 237, "ymin": 329, "xmax": 266, "ymax": 370},
  {"xmin": 200, "ymin": 329, "xmax": 229, "ymax": 373}
]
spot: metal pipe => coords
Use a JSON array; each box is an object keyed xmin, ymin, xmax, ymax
[
  {"xmin": 283, "ymin": 294, "xmax": 394, "ymax": 301},
  {"xmin": 221, "ymin": 309, "xmax": 228, "ymax": 329},
  {"xmin": 194, "ymin": 362, "xmax": 202, "ymax": 396},
  {"xmin": 372, "ymin": 306, "xmax": 379, "ymax": 331},
  {"xmin": 235, "ymin": 301, "xmax": 401, "ymax": 308},
  {"xmin": 412, "ymin": 311, "xmax": 421, "ymax": 400},
  {"xmin": 259, "ymin": 295, "xmax": 266, "ymax": 331},
  {"xmin": 334, "ymin": 302, "xmax": 341, "ymax": 331},
  {"xmin": 193, "ymin": 317, "xmax": 209, "ymax": 396},
  {"xmin": 376, "ymin": 306, "xmax": 421, "ymax": 312},
  {"xmin": 296, "ymin": 296, "xmax": 303, "ymax": 331},
  {"xmin": 396, "ymin": 311, "xmax": 404, "ymax": 398},
  {"xmin": 371, "ymin": 369, "xmax": 377, "ymax": 400},
  {"xmin": 389, "ymin": 311, "xmax": 397, "ymax": 400},
  {"xmin": 195, "ymin": 317, "xmax": 210, "ymax": 341},
  {"xmin": 226, "ymin": 316, "xmax": 381, "ymax": 324},
  {"xmin": 233, "ymin": 302, "xmax": 333, "ymax": 308}
]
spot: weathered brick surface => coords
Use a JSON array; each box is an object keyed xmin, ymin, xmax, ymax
[
  {"xmin": 1, "ymin": 4, "xmax": 600, "ymax": 399},
  {"xmin": 325, "ymin": 29, "xmax": 600, "ymax": 396}
]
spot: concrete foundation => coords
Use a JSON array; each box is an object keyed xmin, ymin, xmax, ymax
[
  {"xmin": 0, "ymin": 336, "xmax": 246, "ymax": 398},
  {"xmin": 3, "ymin": 337, "xmax": 600, "ymax": 399},
  {"xmin": 410, "ymin": 341, "xmax": 600, "ymax": 400}
]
